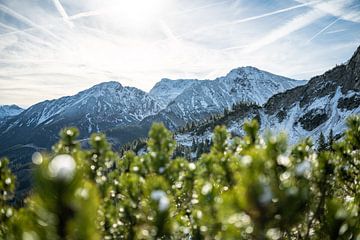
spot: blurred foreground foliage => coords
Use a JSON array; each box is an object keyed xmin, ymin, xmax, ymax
[{"xmin": 0, "ymin": 116, "xmax": 359, "ymax": 240}]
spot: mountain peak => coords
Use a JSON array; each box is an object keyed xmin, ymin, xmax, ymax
[
  {"xmin": 231, "ymin": 66, "xmax": 261, "ymax": 72},
  {"xmin": 0, "ymin": 104, "xmax": 24, "ymax": 119},
  {"xmin": 157, "ymin": 78, "xmax": 199, "ymax": 84},
  {"xmin": 78, "ymin": 81, "xmax": 124, "ymax": 96},
  {"xmin": 221, "ymin": 66, "xmax": 297, "ymax": 83},
  {"xmin": 0, "ymin": 104, "xmax": 23, "ymax": 109},
  {"xmin": 224, "ymin": 66, "xmax": 271, "ymax": 80},
  {"xmin": 159, "ymin": 78, "xmax": 173, "ymax": 82},
  {"xmin": 91, "ymin": 81, "xmax": 123, "ymax": 90}
]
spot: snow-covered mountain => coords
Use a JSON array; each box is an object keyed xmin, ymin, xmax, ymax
[
  {"xmin": 0, "ymin": 105, "xmax": 23, "ymax": 119},
  {"xmin": 175, "ymin": 46, "xmax": 360, "ymax": 146},
  {"xmin": 142, "ymin": 67, "xmax": 306, "ymax": 129},
  {"xmin": 0, "ymin": 66, "xmax": 304, "ymax": 152},
  {"xmin": 0, "ymin": 81, "xmax": 162, "ymax": 150}
]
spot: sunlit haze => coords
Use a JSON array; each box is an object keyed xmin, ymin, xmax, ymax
[{"xmin": 0, "ymin": 0, "xmax": 359, "ymax": 107}]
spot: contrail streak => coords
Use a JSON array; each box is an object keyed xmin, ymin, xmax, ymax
[
  {"xmin": 69, "ymin": 8, "xmax": 109, "ymax": 20},
  {"xmin": 0, "ymin": 22, "xmax": 55, "ymax": 48},
  {"xmin": 244, "ymin": 9, "xmax": 325, "ymax": 53},
  {"xmin": 177, "ymin": 0, "xmax": 320, "ymax": 39},
  {"xmin": 307, "ymin": 18, "xmax": 340, "ymax": 43},
  {"xmin": 51, "ymin": 0, "xmax": 74, "ymax": 28},
  {"xmin": 0, "ymin": 3, "xmax": 62, "ymax": 41},
  {"xmin": 295, "ymin": 0, "xmax": 360, "ymax": 23},
  {"xmin": 158, "ymin": 19, "xmax": 178, "ymax": 42},
  {"xmin": 326, "ymin": 29, "xmax": 346, "ymax": 34}
]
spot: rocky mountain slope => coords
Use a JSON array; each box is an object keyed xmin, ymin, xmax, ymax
[{"xmin": 176, "ymin": 46, "xmax": 360, "ymax": 146}]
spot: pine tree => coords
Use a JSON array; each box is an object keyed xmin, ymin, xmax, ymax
[
  {"xmin": 328, "ymin": 129, "xmax": 334, "ymax": 151},
  {"xmin": 191, "ymin": 138, "xmax": 196, "ymax": 152},
  {"xmin": 8, "ymin": 128, "xmax": 101, "ymax": 240},
  {"xmin": 318, "ymin": 132, "xmax": 327, "ymax": 152}
]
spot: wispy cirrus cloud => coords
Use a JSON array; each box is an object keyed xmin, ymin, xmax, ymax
[
  {"xmin": 221, "ymin": 0, "xmax": 360, "ymax": 52},
  {"xmin": 244, "ymin": 9, "xmax": 326, "ymax": 52},
  {"xmin": 296, "ymin": 0, "xmax": 360, "ymax": 23},
  {"xmin": 177, "ymin": 0, "xmax": 320, "ymax": 39},
  {"xmin": 0, "ymin": 3, "xmax": 62, "ymax": 41},
  {"xmin": 0, "ymin": 0, "xmax": 358, "ymax": 107}
]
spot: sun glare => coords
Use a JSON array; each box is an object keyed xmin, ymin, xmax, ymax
[{"xmin": 109, "ymin": 0, "xmax": 169, "ymax": 26}]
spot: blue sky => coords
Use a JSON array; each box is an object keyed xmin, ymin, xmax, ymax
[{"xmin": 0, "ymin": 0, "xmax": 359, "ymax": 107}]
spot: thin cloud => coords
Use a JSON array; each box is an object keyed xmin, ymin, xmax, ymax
[
  {"xmin": 0, "ymin": 22, "xmax": 55, "ymax": 48},
  {"xmin": 244, "ymin": 9, "xmax": 326, "ymax": 53},
  {"xmin": 296, "ymin": 0, "xmax": 360, "ymax": 23},
  {"xmin": 0, "ymin": 3, "xmax": 62, "ymax": 41},
  {"xmin": 177, "ymin": 1, "xmax": 320, "ymax": 39}
]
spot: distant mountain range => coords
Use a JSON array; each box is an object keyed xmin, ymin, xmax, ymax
[
  {"xmin": 0, "ymin": 66, "xmax": 305, "ymax": 152},
  {"xmin": 1, "ymin": 45, "xmax": 359, "ymax": 196}
]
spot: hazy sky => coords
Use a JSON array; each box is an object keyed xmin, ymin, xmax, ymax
[{"xmin": 0, "ymin": 0, "xmax": 359, "ymax": 107}]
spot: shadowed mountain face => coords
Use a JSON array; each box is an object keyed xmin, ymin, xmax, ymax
[{"xmin": 176, "ymin": 46, "xmax": 360, "ymax": 147}]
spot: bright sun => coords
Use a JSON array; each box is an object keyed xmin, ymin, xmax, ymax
[{"xmin": 108, "ymin": 0, "xmax": 169, "ymax": 26}]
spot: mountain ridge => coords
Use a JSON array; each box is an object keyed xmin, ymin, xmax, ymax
[
  {"xmin": 141, "ymin": 66, "xmax": 305, "ymax": 130},
  {"xmin": 0, "ymin": 66, "xmax": 305, "ymax": 187}
]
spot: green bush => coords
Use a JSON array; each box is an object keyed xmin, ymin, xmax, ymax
[{"xmin": 0, "ymin": 117, "xmax": 359, "ymax": 239}]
